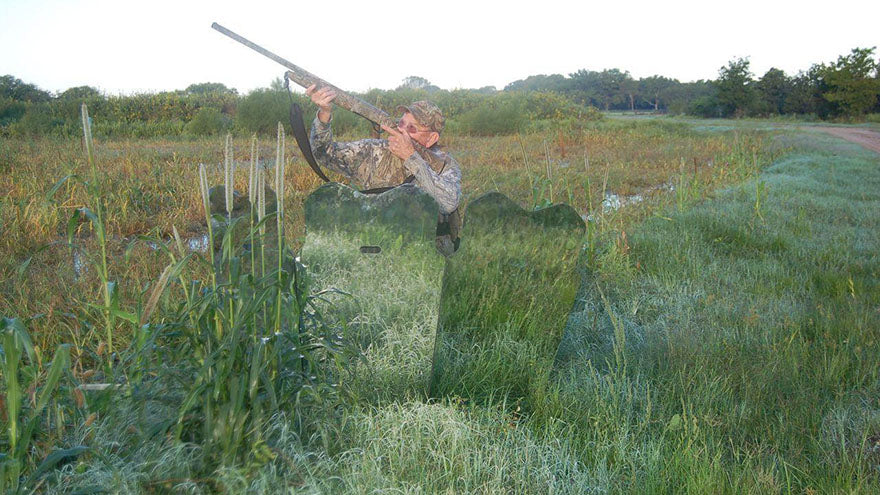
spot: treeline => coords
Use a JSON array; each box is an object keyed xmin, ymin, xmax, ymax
[
  {"xmin": 505, "ymin": 47, "xmax": 880, "ymax": 119},
  {"xmin": 0, "ymin": 76, "xmax": 601, "ymax": 139},
  {"xmin": 2, "ymin": 46, "xmax": 878, "ymax": 139}
]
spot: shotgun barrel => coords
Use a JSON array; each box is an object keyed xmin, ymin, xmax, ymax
[{"xmin": 211, "ymin": 23, "xmax": 393, "ymax": 130}]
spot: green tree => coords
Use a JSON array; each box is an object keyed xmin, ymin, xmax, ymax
[
  {"xmin": 783, "ymin": 71, "xmax": 819, "ymax": 116},
  {"xmin": 398, "ymin": 76, "xmax": 440, "ymax": 93},
  {"xmin": 504, "ymin": 74, "xmax": 568, "ymax": 92},
  {"xmin": 567, "ymin": 69, "xmax": 602, "ymax": 107},
  {"xmin": 58, "ymin": 86, "xmax": 102, "ymax": 100},
  {"xmin": 597, "ymin": 69, "xmax": 631, "ymax": 111},
  {"xmin": 0, "ymin": 75, "xmax": 51, "ymax": 102},
  {"xmin": 715, "ymin": 57, "xmax": 756, "ymax": 117},
  {"xmin": 621, "ymin": 76, "xmax": 637, "ymax": 113},
  {"xmin": 755, "ymin": 68, "xmax": 791, "ymax": 115},
  {"xmin": 662, "ymin": 80, "xmax": 716, "ymax": 116},
  {"xmin": 638, "ymin": 76, "xmax": 679, "ymax": 112},
  {"xmin": 817, "ymin": 47, "xmax": 880, "ymax": 117},
  {"xmin": 184, "ymin": 82, "xmax": 237, "ymax": 95}
]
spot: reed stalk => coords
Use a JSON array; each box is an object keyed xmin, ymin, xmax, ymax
[
  {"xmin": 223, "ymin": 135, "xmax": 236, "ymax": 326},
  {"xmin": 249, "ymin": 135, "xmax": 258, "ymax": 279},
  {"xmin": 198, "ymin": 163, "xmax": 217, "ymax": 293},
  {"xmin": 274, "ymin": 122, "xmax": 285, "ymax": 335},
  {"xmin": 543, "ymin": 139, "xmax": 554, "ymax": 203},
  {"xmin": 80, "ymin": 104, "xmax": 115, "ymax": 363},
  {"xmin": 171, "ymin": 225, "xmax": 195, "ymax": 327},
  {"xmin": 249, "ymin": 135, "xmax": 258, "ymax": 205},
  {"xmin": 224, "ymin": 134, "xmax": 234, "ymax": 218}
]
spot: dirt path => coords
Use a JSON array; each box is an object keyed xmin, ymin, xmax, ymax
[{"xmin": 814, "ymin": 126, "xmax": 880, "ymax": 155}]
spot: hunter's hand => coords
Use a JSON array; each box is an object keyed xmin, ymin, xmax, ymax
[
  {"xmin": 306, "ymin": 84, "xmax": 336, "ymax": 123},
  {"xmin": 382, "ymin": 125, "xmax": 416, "ymax": 160}
]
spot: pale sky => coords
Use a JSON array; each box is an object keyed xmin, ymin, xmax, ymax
[{"xmin": 1, "ymin": 0, "xmax": 878, "ymax": 96}]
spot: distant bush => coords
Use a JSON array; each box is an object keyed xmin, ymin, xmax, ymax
[
  {"xmin": 327, "ymin": 107, "xmax": 374, "ymax": 137},
  {"xmin": 0, "ymin": 97, "xmax": 26, "ymax": 126},
  {"xmin": 520, "ymin": 91, "xmax": 599, "ymax": 121},
  {"xmin": 236, "ymin": 89, "xmax": 289, "ymax": 135},
  {"xmin": 451, "ymin": 92, "xmax": 600, "ymax": 135},
  {"xmin": 12, "ymin": 103, "xmax": 64, "ymax": 136},
  {"xmin": 689, "ymin": 95, "xmax": 722, "ymax": 118},
  {"xmin": 457, "ymin": 97, "xmax": 526, "ymax": 136},
  {"xmin": 865, "ymin": 113, "xmax": 880, "ymax": 123},
  {"xmin": 93, "ymin": 119, "xmax": 186, "ymax": 139},
  {"xmin": 185, "ymin": 107, "xmax": 231, "ymax": 136}
]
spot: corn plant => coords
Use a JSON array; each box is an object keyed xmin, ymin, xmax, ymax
[
  {"xmin": 1, "ymin": 317, "xmax": 85, "ymax": 493},
  {"xmin": 47, "ymin": 105, "xmax": 117, "ymax": 365}
]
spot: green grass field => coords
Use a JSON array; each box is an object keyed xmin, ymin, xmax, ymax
[{"xmin": 1, "ymin": 117, "xmax": 878, "ymax": 492}]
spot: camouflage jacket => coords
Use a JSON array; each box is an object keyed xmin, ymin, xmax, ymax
[{"xmin": 310, "ymin": 116, "xmax": 461, "ymax": 214}]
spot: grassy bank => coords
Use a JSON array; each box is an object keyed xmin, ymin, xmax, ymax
[{"xmin": 552, "ymin": 131, "xmax": 880, "ymax": 492}]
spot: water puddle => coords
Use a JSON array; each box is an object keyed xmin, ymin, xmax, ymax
[
  {"xmin": 69, "ymin": 234, "xmax": 209, "ymax": 279},
  {"xmin": 72, "ymin": 249, "xmax": 86, "ymax": 279},
  {"xmin": 583, "ymin": 182, "xmax": 676, "ymax": 221},
  {"xmin": 186, "ymin": 234, "xmax": 209, "ymax": 252},
  {"xmin": 147, "ymin": 234, "xmax": 210, "ymax": 253}
]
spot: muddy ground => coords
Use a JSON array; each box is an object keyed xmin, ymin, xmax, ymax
[{"xmin": 816, "ymin": 126, "xmax": 880, "ymax": 155}]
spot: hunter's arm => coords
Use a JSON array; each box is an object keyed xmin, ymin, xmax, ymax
[
  {"xmin": 309, "ymin": 115, "xmax": 362, "ymax": 178},
  {"xmin": 402, "ymin": 152, "xmax": 462, "ymax": 214}
]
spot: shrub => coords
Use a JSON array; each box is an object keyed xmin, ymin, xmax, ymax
[
  {"xmin": 0, "ymin": 97, "xmax": 26, "ymax": 127},
  {"xmin": 326, "ymin": 107, "xmax": 373, "ymax": 137},
  {"xmin": 184, "ymin": 107, "xmax": 231, "ymax": 136},
  {"xmin": 236, "ymin": 89, "xmax": 290, "ymax": 135},
  {"xmin": 688, "ymin": 95, "xmax": 722, "ymax": 118},
  {"xmin": 521, "ymin": 91, "xmax": 597, "ymax": 121},
  {"xmin": 457, "ymin": 97, "xmax": 526, "ymax": 136},
  {"xmin": 12, "ymin": 103, "xmax": 64, "ymax": 136}
]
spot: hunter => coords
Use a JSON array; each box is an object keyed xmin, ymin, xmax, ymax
[{"xmin": 306, "ymin": 84, "xmax": 462, "ymax": 253}]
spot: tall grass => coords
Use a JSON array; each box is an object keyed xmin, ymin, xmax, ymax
[
  {"xmin": 161, "ymin": 123, "xmax": 346, "ymax": 465},
  {"xmin": 2, "ymin": 111, "xmax": 350, "ymax": 487},
  {"xmin": 14, "ymin": 116, "xmax": 875, "ymax": 492}
]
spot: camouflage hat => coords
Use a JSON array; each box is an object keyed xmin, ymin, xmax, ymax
[{"xmin": 397, "ymin": 100, "xmax": 445, "ymax": 133}]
